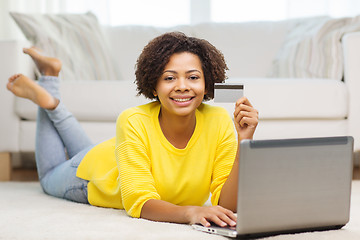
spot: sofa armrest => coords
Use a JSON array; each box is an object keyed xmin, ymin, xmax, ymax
[
  {"xmin": 0, "ymin": 40, "xmax": 34, "ymax": 152},
  {"xmin": 342, "ymin": 32, "xmax": 360, "ymax": 151}
]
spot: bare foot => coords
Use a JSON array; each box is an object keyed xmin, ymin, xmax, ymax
[
  {"xmin": 23, "ymin": 47, "xmax": 62, "ymax": 76},
  {"xmin": 7, "ymin": 74, "xmax": 59, "ymax": 110}
]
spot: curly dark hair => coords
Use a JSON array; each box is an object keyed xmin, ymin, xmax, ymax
[{"xmin": 135, "ymin": 32, "xmax": 228, "ymax": 101}]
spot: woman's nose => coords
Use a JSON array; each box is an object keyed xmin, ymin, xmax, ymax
[{"xmin": 175, "ymin": 78, "xmax": 189, "ymax": 91}]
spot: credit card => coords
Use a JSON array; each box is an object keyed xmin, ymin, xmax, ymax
[{"xmin": 214, "ymin": 83, "xmax": 244, "ymax": 103}]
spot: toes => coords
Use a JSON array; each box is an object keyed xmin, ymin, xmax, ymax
[
  {"xmin": 23, "ymin": 47, "xmax": 38, "ymax": 57},
  {"xmin": 8, "ymin": 74, "xmax": 21, "ymax": 82},
  {"xmin": 23, "ymin": 48, "xmax": 30, "ymax": 54},
  {"xmin": 6, "ymin": 82, "xmax": 13, "ymax": 91},
  {"xmin": 23, "ymin": 46, "xmax": 41, "ymax": 54}
]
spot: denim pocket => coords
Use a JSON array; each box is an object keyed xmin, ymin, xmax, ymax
[{"xmin": 64, "ymin": 185, "xmax": 89, "ymax": 204}]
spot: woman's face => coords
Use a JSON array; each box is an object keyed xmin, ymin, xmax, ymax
[{"xmin": 155, "ymin": 52, "xmax": 206, "ymax": 119}]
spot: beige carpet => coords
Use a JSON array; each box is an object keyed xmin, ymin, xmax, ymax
[{"xmin": 0, "ymin": 181, "xmax": 359, "ymax": 240}]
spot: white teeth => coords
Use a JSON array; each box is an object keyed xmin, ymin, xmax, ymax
[{"xmin": 173, "ymin": 98, "xmax": 191, "ymax": 102}]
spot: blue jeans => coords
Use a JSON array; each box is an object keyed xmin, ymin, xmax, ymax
[{"xmin": 35, "ymin": 76, "xmax": 94, "ymax": 204}]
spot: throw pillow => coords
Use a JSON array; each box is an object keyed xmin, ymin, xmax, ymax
[
  {"xmin": 269, "ymin": 16, "xmax": 360, "ymax": 80},
  {"xmin": 10, "ymin": 12, "xmax": 119, "ymax": 81}
]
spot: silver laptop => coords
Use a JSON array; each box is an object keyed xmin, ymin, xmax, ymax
[{"xmin": 193, "ymin": 136, "xmax": 354, "ymax": 238}]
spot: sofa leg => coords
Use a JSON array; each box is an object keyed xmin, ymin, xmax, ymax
[
  {"xmin": 354, "ymin": 151, "xmax": 360, "ymax": 168},
  {"xmin": 0, "ymin": 152, "xmax": 11, "ymax": 181}
]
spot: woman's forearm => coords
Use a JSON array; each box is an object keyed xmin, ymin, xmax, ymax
[
  {"xmin": 221, "ymin": 95, "xmax": 258, "ymax": 211},
  {"xmin": 218, "ymin": 143, "xmax": 240, "ymax": 212},
  {"xmin": 141, "ymin": 199, "xmax": 191, "ymax": 224}
]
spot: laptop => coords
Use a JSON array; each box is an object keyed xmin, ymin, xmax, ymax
[{"xmin": 192, "ymin": 136, "xmax": 354, "ymax": 238}]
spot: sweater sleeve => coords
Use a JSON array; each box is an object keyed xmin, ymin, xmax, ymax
[
  {"xmin": 115, "ymin": 111, "xmax": 161, "ymax": 218},
  {"xmin": 210, "ymin": 112, "xmax": 237, "ymax": 205}
]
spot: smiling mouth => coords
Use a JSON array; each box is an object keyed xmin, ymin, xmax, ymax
[{"xmin": 171, "ymin": 97, "xmax": 194, "ymax": 102}]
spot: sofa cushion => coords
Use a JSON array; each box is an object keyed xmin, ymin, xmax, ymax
[
  {"xmin": 15, "ymin": 80, "xmax": 149, "ymax": 122},
  {"xmin": 19, "ymin": 121, "xmax": 117, "ymax": 152},
  {"xmin": 15, "ymin": 78, "xmax": 347, "ymax": 121},
  {"xmin": 269, "ymin": 16, "xmax": 360, "ymax": 80},
  {"xmin": 103, "ymin": 25, "xmax": 193, "ymax": 81},
  {"xmin": 207, "ymin": 78, "xmax": 348, "ymax": 120},
  {"xmin": 191, "ymin": 22, "xmax": 289, "ymax": 78},
  {"xmin": 10, "ymin": 12, "xmax": 119, "ymax": 81}
]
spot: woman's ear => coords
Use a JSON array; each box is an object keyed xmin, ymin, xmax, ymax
[
  {"xmin": 202, "ymin": 89, "xmax": 208, "ymax": 100},
  {"xmin": 153, "ymin": 90, "xmax": 157, "ymax": 97}
]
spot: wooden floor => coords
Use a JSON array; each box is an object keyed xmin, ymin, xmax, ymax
[
  {"xmin": 11, "ymin": 168, "xmax": 39, "ymax": 181},
  {"xmin": 9, "ymin": 166, "xmax": 360, "ymax": 181},
  {"xmin": 353, "ymin": 166, "xmax": 360, "ymax": 180}
]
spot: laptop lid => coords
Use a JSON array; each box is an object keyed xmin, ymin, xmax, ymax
[
  {"xmin": 192, "ymin": 136, "xmax": 353, "ymax": 238},
  {"xmin": 236, "ymin": 136, "xmax": 353, "ymax": 237}
]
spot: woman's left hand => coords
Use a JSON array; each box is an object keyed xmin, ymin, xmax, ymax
[{"xmin": 233, "ymin": 97, "xmax": 259, "ymax": 140}]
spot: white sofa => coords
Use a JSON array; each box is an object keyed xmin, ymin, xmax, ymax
[{"xmin": 1, "ymin": 19, "xmax": 360, "ymax": 180}]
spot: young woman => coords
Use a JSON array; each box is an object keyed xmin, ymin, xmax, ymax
[{"xmin": 7, "ymin": 32, "xmax": 258, "ymax": 228}]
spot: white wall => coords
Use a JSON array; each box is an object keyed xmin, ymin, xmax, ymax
[
  {"xmin": 0, "ymin": 0, "xmax": 66, "ymax": 40},
  {"xmin": 0, "ymin": 0, "xmax": 22, "ymax": 40},
  {"xmin": 1, "ymin": 0, "xmax": 360, "ymax": 40}
]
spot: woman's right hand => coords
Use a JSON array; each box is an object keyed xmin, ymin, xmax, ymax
[{"xmin": 185, "ymin": 205, "xmax": 237, "ymax": 227}]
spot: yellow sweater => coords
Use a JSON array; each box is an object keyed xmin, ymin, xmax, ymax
[{"xmin": 77, "ymin": 102, "xmax": 237, "ymax": 218}]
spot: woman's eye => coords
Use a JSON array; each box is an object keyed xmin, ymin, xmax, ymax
[
  {"xmin": 164, "ymin": 76, "xmax": 174, "ymax": 81},
  {"xmin": 189, "ymin": 75, "xmax": 199, "ymax": 80}
]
